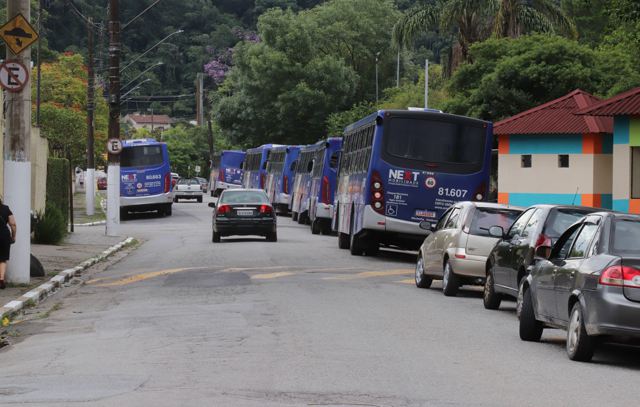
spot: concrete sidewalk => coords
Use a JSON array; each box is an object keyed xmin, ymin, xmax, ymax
[{"xmin": 0, "ymin": 226, "xmax": 123, "ymax": 307}]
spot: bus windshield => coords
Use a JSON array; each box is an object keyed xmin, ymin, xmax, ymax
[
  {"xmin": 385, "ymin": 117, "xmax": 486, "ymax": 172},
  {"xmin": 121, "ymin": 145, "xmax": 164, "ymax": 167}
]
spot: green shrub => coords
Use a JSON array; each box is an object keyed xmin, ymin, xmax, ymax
[
  {"xmin": 46, "ymin": 158, "xmax": 70, "ymax": 225},
  {"xmin": 33, "ymin": 204, "xmax": 67, "ymax": 245}
]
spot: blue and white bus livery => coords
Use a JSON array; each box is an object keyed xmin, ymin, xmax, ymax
[
  {"xmin": 243, "ymin": 144, "xmax": 279, "ymax": 190},
  {"xmin": 120, "ymin": 138, "xmax": 173, "ymax": 218},
  {"xmin": 308, "ymin": 137, "xmax": 342, "ymax": 234},
  {"xmin": 334, "ymin": 110, "xmax": 492, "ymax": 256},
  {"xmin": 210, "ymin": 150, "xmax": 246, "ymax": 197},
  {"xmin": 266, "ymin": 145, "xmax": 301, "ymax": 214}
]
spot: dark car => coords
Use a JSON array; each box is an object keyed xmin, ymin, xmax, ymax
[
  {"xmin": 519, "ymin": 212, "xmax": 640, "ymax": 361},
  {"xmin": 484, "ymin": 205, "xmax": 603, "ymax": 309},
  {"xmin": 210, "ymin": 189, "xmax": 277, "ymax": 243}
]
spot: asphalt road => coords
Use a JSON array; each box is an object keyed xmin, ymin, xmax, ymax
[{"xmin": 1, "ymin": 196, "xmax": 639, "ymax": 406}]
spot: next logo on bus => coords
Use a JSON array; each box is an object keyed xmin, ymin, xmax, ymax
[{"xmin": 388, "ymin": 169, "xmax": 419, "ymax": 187}]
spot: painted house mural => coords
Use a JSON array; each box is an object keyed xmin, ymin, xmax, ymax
[{"xmin": 494, "ymin": 90, "xmax": 613, "ymax": 209}]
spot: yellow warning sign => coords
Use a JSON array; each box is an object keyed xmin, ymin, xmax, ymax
[{"xmin": 0, "ymin": 13, "xmax": 39, "ymax": 56}]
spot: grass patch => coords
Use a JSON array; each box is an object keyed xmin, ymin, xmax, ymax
[{"xmin": 38, "ymin": 302, "xmax": 63, "ymax": 319}]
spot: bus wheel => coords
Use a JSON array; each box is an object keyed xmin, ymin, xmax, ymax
[
  {"xmin": 292, "ymin": 212, "xmax": 298, "ymax": 222},
  {"xmin": 311, "ymin": 219, "xmax": 321, "ymax": 235},
  {"xmin": 349, "ymin": 217, "xmax": 364, "ymax": 256},
  {"xmin": 297, "ymin": 212, "xmax": 306, "ymax": 225},
  {"xmin": 364, "ymin": 242, "xmax": 379, "ymax": 257},
  {"xmin": 165, "ymin": 204, "xmax": 172, "ymax": 217}
]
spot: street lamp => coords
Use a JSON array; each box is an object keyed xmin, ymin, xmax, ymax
[
  {"xmin": 375, "ymin": 52, "xmax": 381, "ymax": 104},
  {"xmin": 121, "ymin": 61, "xmax": 163, "ymax": 91},
  {"xmin": 121, "ymin": 78, "xmax": 151, "ymax": 100},
  {"xmin": 120, "ymin": 29, "xmax": 184, "ymax": 73}
]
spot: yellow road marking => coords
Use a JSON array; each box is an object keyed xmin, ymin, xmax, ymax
[
  {"xmin": 251, "ymin": 271, "xmax": 295, "ymax": 280},
  {"xmin": 323, "ymin": 269, "xmax": 413, "ymax": 280},
  {"xmin": 395, "ymin": 278, "xmax": 415, "ymax": 284}
]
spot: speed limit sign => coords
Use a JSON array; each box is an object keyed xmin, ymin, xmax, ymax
[{"xmin": 107, "ymin": 138, "xmax": 123, "ymax": 155}]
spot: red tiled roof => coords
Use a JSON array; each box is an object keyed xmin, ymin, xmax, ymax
[
  {"xmin": 127, "ymin": 114, "xmax": 172, "ymax": 125},
  {"xmin": 576, "ymin": 87, "xmax": 640, "ymax": 116},
  {"xmin": 494, "ymin": 89, "xmax": 612, "ymax": 135}
]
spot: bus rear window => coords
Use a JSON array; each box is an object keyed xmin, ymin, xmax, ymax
[
  {"xmin": 469, "ymin": 208, "xmax": 522, "ymax": 237},
  {"xmin": 384, "ymin": 117, "xmax": 486, "ymax": 172},
  {"xmin": 121, "ymin": 146, "xmax": 163, "ymax": 167}
]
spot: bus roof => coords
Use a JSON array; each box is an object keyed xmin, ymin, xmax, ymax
[
  {"xmin": 343, "ymin": 110, "xmax": 491, "ymax": 134},
  {"xmin": 246, "ymin": 144, "xmax": 284, "ymax": 153},
  {"xmin": 221, "ymin": 150, "xmax": 245, "ymax": 155},
  {"xmin": 122, "ymin": 138, "xmax": 163, "ymax": 146}
]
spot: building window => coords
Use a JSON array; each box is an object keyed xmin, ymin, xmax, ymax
[
  {"xmin": 521, "ymin": 154, "xmax": 532, "ymax": 168},
  {"xmin": 558, "ymin": 154, "xmax": 570, "ymax": 168},
  {"xmin": 632, "ymin": 148, "xmax": 640, "ymax": 199}
]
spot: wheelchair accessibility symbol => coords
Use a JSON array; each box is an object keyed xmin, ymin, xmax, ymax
[{"xmin": 386, "ymin": 204, "xmax": 398, "ymax": 217}]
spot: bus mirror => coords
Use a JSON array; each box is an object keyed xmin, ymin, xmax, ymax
[{"xmin": 419, "ymin": 221, "xmax": 434, "ymax": 231}]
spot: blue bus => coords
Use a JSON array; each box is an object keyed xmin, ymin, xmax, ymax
[
  {"xmin": 308, "ymin": 137, "xmax": 342, "ymax": 234},
  {"xmin": 291, "ymin": 142, "xmax": 324, "ymax": 223},
  {"xmin": 243, "ymin": 144, "xmax": 279, "ymax": 190},
  {"xmin": 265, "ymin": 145, "xmax": 301, "ymax": 213},
  {"xmin": 334, "ymin": 110, "xmax": 492, "ymax": 256},
  {"xmin": 120, "ymin": 138, "xmax": 173, "ymax": 218},
  {"xmin": 210, "ymin": 150, "xmax": 246, "ymax": 197}
]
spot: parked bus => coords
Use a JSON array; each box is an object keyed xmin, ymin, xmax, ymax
[
  {"xmin": 334, "ymin": 110, "xmax": 492, "ymax": 256},
  {"xmin": 291, "ymin": 142, "xmax": 324, "ymax": 223},
  {"xmin": 265, "ymin": 145, "xmax": 301, "ymax": 213},
  {"xmin": 120, "ymin": 138, "xmax": 173, "ymax": 218},
  {"xmin": 243, "ymin": 144, "xmax": 279, "ymax": 190},
  {"xmin": 210, "ymin": 150, "xmax": 246, "ymax": 197},
  {"xmin": 308, "ymin": 137, "xmax": 342, "ymax": 234}
]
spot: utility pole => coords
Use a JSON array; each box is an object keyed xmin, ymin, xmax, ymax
[
  {"xmin": 424, "ymin": 59, "xmax": 429, "ymax": 109},
  {"xmin": 86, "ymin": 18, "xmax": 96, "ymax": 216},
  {"xmin": 3, "ymin": 0, "xmax": 32, "ymax": 284},
  {"xmin": 396, "ymin": 50, "xmax": 400, "ymax": 88},
  {"xmin": 106, "ymin": 0, "xmax": 121, "ymax": 236},
  {"xmin": 36, "ymin": 0, "xmax": 42, "ymax": 126}
]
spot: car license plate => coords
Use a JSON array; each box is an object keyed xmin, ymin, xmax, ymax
[{"xmin": 237, "ymin": 210, "xmax": 254, "ymax": 216}]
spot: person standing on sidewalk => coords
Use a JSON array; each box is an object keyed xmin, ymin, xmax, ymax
[{"xmin": 0, "ymin": 198, "xmax": 17, "ymax": 289}]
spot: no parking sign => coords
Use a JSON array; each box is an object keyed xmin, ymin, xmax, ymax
[{"xmin": 0, "ymin": 60, "xmax": 28, "ymax": 92}]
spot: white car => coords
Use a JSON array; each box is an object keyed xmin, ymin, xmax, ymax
[{"xmin": 174, "ymin": 178, "xmax": 203, "ymax": 203}]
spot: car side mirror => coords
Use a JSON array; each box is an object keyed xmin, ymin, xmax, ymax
[
  {"xmin": 419, "ymin": 221, "xmax": 436, "ymax": 231},
  {"xmin": 535, "ymin": 245, "xmax": 552, "ymax": 260},
  {"xmin": 208, "ymin": 202, "xmax": 216, "ymax": 208},
  {"xmin": 488, "ymin": 226, "xmax": 505, "ymax": 238}
]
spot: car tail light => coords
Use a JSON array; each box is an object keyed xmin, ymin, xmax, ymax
[
  {"xmin": 164, "ymin": 173, "xmax": 171, "ymax": 193},
  {"xmin": 321, "ymin": 175, "xmax": 330, "ymax": 204},
  {"xmin": 534, "ymin": 233, "xmax": 552, "ymax": 250},
  {"xmin": 283, "ymin": 175, "xmax": 289, "ymax": 194},
  {"xmin": 259, "ymin": 204, "xmax": 273, "ymax": 215},
  {"xmin": 216, "ymin": 204, "xmax": 231, "ymax": 215},
  {"xmin": 370, "ymin": 171, "xmax": 385, "ymax": 215},
  {"xmin": 473, "ymin": 182, "xmax": 487, "ymax": 201},
  {"xmin": 600, "ymin": 265, "xmax": 640, "ymax": 288},
  {"xmin": 260, "ymin": 173, "xmax": 266, "ymax": 189},
  {"xmin": 218, "ymin": 170, "xmax": 225, "ymax": 182}
]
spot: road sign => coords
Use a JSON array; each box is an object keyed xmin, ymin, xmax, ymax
[
  {"xmin": 107, "ymin": 138, "xmax": 123, "ymax": 155},
  {"xmin": 0, "ymin": 61, "xmax": 28, "ymax": 92},
  {"xmin": 0, "ymin": 13, "xmax": 39, "ymax": 55},
  {"xmin": 195, "ymin": 165, "xmax": 201, "ymax": 173}
]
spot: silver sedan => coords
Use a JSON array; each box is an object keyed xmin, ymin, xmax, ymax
[{"xmin": 415, "ymin": 202, "xmax": 523, "ymax": 296}]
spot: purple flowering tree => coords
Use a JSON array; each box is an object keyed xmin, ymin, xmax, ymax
[{"xmin": 204, "ymin": 29, "xmax": 260, "ymax": 84}]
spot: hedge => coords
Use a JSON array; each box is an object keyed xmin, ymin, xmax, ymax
[{"xmin": 46, "ymin": 157, "xmax": 70, "ymax": 225}]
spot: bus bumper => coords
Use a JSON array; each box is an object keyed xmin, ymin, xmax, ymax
[
  {"xmin": 121, "ymin": 192, "xmax": 173, "ymax": 209},
  {"xmin": 216, "ymin": 181, "xmax": 242, "ymax": 191},
  {"xmin": 315, "ymin": 202, "xmax": 332, "ymax": 220},
  {"xmin": 362, "ymin": 206, "xmax": 429, "ymax": 236},
  {"xmin": 275, "ymin": 193, "xmax": 291, "ymax": 205}
]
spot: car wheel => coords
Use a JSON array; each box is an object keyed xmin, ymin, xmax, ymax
[
  {"xmin": 483, "ymin": 265, "xmax": 502, "ymax": 310},
  {"xmin": 415, "ymin": 255, "xmax": 432, "ymax": 289},
  {"xmin": 212, "ymin": 231, "xmax": 221, "ymax": 243},
  {"xmin": 311, "ymin": 218, "xmax": 321, "ymax": 235},
  {"xmin": 519, "ymin": 286, "xmax": 543, "ymax": 342},
  {"xmin": 173, "ymin": 197, "xmax": 178, "ymax": 203},
  {"xmin": 566, "ymin": 303, "xmax": 595, "ymax": 362},
  {"xmin": 267, "ymin": 231, "xmax": 278, "ymax": 242},
  {"xmin": 197, "ymin": 196, "xmax": 203, "ymax": 203},
  {"xmin": 442, "ymin": 260, "xmax": 459, "ymax": 297},
  {"xmin": 292, "ymin": 212, "xmax": 298, "ymax": 222}
]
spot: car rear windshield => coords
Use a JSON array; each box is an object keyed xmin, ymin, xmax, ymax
[
  {"xmin": 544, "ymin": 208, "xmax": 594, "ymax": 238},
  {"xmin": 121, "ymin": 145, "xmax": 164, "ymax": 167},
  {"xmin": 177, "ymin": 178, "xmax": 199, "ymax": 185},
  {"xmin": 611, "ymin": 219, "xmax": 640, "ymax": 256},
  {"xmin": 469, "ymin": 208, "xmax": 522, "ymax": 237},
  {"xmin": 220, "ymin": 190, "xmax": 269, "ymax": 204},
  {"xmin": 384, "ymin": 117, "xmax": 486, "ymax": 173}
]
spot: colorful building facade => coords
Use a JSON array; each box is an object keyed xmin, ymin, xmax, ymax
[
  {"xmin": 579, "ymin": 87, "xmax": 640, "ymax": 214},
  {"xmin": 495, "ymin": 90, "xmax": 613, "ymax": 208}
]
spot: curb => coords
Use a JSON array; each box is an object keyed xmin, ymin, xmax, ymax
[
  {"xmin": 0, "ymin": 237, "xmax": 136, "ymax": 323},
  {"xmin": 74, "ymin": 220, "xmax": 107, "ymax": 227}
]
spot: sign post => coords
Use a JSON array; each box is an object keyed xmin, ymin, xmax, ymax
[
  {"xmin": 2, "ymin": 1, "xmax": 35, "ymax": 284},
  {"xmin": 106, "ymin": 0, "xmax": 121, "ymax": 237}
]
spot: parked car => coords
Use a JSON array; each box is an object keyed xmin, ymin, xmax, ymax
[
  {"xmin": 484, "ymin": 205, "xmax": 603, "ymax": 309},
  {"xmin": 209, "ymin": 189, "xmax": 277, "ymax": 243},
  {"xmin": 415, "ymin": 202, "xmax": 523, "ymax": 296},
  {"xmin": 174, "ymin": 178, "xmax": 203, "ymax": 203},
  {"xmin": 519, "ymin": 212, "xmax": 640, "ymax": 362},
  {"xmin": 97, "ymin": 177, "xmax": 107, "ymax": 190},
  {"xmin": 196, "ymin": 177, "xmax": 209, "ymax": 193}
]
